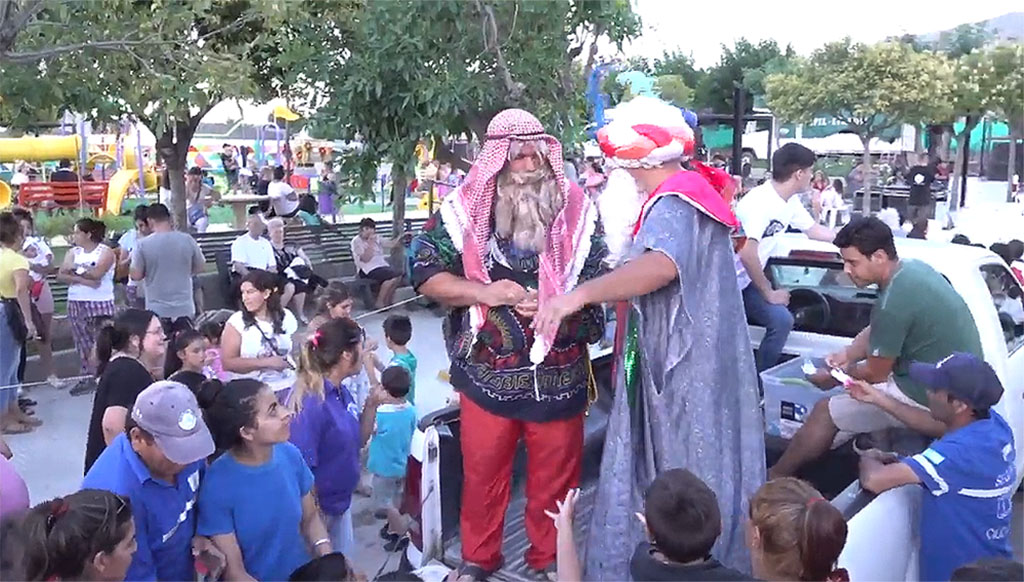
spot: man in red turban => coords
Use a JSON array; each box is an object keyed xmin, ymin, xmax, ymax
[{"xmin": 535, "ymin": 97, "xmax": 765, "ymax": 579}]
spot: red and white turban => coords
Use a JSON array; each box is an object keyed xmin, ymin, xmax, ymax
[{"xmin": 597, "ymin": 97, "xmax": 695, "ymax": 168}]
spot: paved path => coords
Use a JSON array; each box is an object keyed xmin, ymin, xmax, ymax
[
  {"xmin": 7, "ymin": 176, "xmax": 1024, "ymax": 574},
  {"xmin": 5, "ymin": 304, "xmax": 454, "ymax": 577}
]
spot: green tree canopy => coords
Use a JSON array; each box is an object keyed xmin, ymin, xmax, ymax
[
  {"xmin": 765, "ymin": 39, "xmax": 953, "ymax": 210},
  {"xmin": 652, "ymin": 50, "xmax": 704, "ymax": 94},
  {"xmin": 695, "ymin": 38, "xmax": 794, "ymax": 113},
  {"xmin": 291, "ymin": 0, "xmax": 639, "ymax": 237},
  {"xmin": 653, "ymin": 75, "xmax": 693, "ymax": 108},
  {"xmin": 1, "ymin": 0, "xmax": 327, "ymax": 226}
]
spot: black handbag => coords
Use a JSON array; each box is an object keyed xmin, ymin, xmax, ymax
[{"xmin": 3, "ymin": 298, "xmax": 28, "ymax": 343}]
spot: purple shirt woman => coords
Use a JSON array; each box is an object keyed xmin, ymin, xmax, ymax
[{"xmin": 285, "ymin": 317, "xmax": 376, "ymax": 554}]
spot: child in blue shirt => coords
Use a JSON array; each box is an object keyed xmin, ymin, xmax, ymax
[
  {"xmin": 363, "ymin": 366, "xmax": 417, "ymax": 527},
  {"xmin": 382, "ymin": 314, "xmax": 417, "ymax": 404}
]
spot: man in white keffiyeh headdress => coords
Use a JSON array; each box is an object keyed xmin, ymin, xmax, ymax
[
  {"xmin": 535, "ymin": 96, "xmax": 765, "ymax": 579},
  {"xmin": 410, "ymin": 108, "xmax": 607, "ymax": 580}
]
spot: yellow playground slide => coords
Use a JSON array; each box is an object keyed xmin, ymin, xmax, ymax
[
  {"xmin": 105, "ymin": 169, "xmax": 158, "ymax": 215},
  {"xmin": 0, "ymin": 135, "xmax": 80, "ymax": 163}
]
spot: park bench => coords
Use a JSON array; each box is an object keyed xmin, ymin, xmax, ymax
[
  {"xmin": 198, "ymin": 218, "xmax": 427, "ymax": 310},
  {"xmin": 852, "ymin": 185, "xmax": 948, "ymax": 218},
  {"xmin": 18, "ymin": 181, "xmax": 108, "ymax": 211},
  {"xmin": 45, "ymin": 217, "xmax": 428, "ymax": 312}
]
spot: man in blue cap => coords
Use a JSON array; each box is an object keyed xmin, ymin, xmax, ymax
[
  {"xmin": 83, "ymin": 381, "xmax": 221, "ymax": 581},
  {"xmin": 857, "ymin": 352, "xmax": 1016, "ymax": 582}
]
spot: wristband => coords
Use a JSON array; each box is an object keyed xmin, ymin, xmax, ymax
[{"xmin": 313, "ymin": 538, "xmax": 330, "ymax": 548}]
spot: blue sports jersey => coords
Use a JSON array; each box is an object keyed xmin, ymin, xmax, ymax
[{"xmin": 902, "ymin": 411, "xmax": 1016, "ymax": 581}]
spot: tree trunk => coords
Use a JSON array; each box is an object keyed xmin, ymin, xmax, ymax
[
  {"xmin": 914, "ymin": 125, "xmax": 925, "ymax": 154},
  {"xmin": 938, "ymin": 126, "xmax": 953, "ymax": 162},
  {"xmin": 950, "ymin": 121, "xmax": 976, "ymax": 209},
  {"xmin": 155, "ymin": 122, "xmax": 196, "ymax": 230},
  {"xmin": 389, "ymin": 167, "xmax": 408, "ymax": 274},
  {"xmin": 1008, "ymin": 133, "xmax": 1018, "ymax": 203},
  {"xmin": 860, "ymin": 137, "xmax": 874, "ymax": 215},
  {"xmin": 152, "ymin": 110, "xmax": 208, "ymax": 230}
]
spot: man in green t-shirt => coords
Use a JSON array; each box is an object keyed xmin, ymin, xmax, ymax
[{"xmin": 770, "ymin": 217, "xmax": 983, "ymax": 479}]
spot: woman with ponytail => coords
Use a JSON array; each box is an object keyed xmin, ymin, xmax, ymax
[
  {"xmin": 195, "ymin": 377, "xmax": 331, "ymax": 581},
  {"xmin": 747, "ymin": 478, "xmax": 849, "ymax": 582},
  {"xmin": 22, "ymin": 489, "xmax": 136, "ymax": 581},
  {"xmin": 83, "ymin": 309, "xmax": 165, "ymax": 474},
  {"xmin": 286, "ymin": 317, "xmax": 376, "ymax": 554}
]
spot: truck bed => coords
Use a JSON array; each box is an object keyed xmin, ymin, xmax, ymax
[
  {"xmin": 440, "ymin": 404, "xmax": 609, "ymax": 580},
  {"xmin": 442, "ymin": 483, "xmax": 598, "ymax": 581}
]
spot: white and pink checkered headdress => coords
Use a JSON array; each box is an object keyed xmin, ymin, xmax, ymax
[{"xmin": 441, "ymin": 109, "xmax": 596, "ymax": 366}]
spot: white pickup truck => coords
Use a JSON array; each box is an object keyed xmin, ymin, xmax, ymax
[{"xmin": 399, "ymin": 234, "xmax": 1024, "ymax": 581}]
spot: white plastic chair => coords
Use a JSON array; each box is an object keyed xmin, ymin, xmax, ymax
[{"xmin": 823, "ymin": 204, "xmax": 851, "ymax": 228}]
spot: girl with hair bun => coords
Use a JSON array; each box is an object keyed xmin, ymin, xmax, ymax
[
  {"xmin": 747, "ymin": 477, "xmax": 849, "ymax": 582},
  {"xmin": 21, "ymin": 489, "xmax": 136, "ymax": 581},
  {"xmin": 286, "ymin": 317, "xmax": 377, "ymax": 554},
  {"xmin": 83, "ymin": 309, "xmax": 165, "ymax": 474},
  {"xmin": 195, "ymin": 377, "xmax": 331, "ymax": 581},
  {"xmin": 164, "ymin": 328, "xmax": 209, "ymax": 394}
]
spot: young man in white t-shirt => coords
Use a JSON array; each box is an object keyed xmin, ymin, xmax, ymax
[
  {"xmin": 266, "ymin": 165, "xmax": 300, "ymax": 218},
  {"xmin": 735, "ymin": 143, "xmax": 835, "ymax": 371}
]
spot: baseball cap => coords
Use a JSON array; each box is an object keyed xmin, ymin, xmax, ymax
[
  {"xmin": 908, "ymin": 352, "xmax": 1004, "ymax": 411},
  {"xmin": 131, "ymin": 381, "xmax": 215, "ymax": 464}
]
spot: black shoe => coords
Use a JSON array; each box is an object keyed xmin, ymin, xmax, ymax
[
  {"xmin": 380, "ymin": 524, "xmax": 398, "ymax": 542},
  {"xmin": 18, "ymin": 397, "xmax": 36, "ymax": 407},
  {"xmin": 383, "ymin": 535, "xmax": 409, "ymax": 553}
]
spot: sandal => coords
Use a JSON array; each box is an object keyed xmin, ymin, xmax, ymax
[
  {"xmin": 450, "ymin": 560, "xmax": 502, "ymax": 582},
  {"xmin": 380, "ymin": 524, "xmax": 398, "ymax": 542},
  {"xmin": 383, "ymin": 534, "xmax": 409, "ymax": 553},
  {"xmin": 2, "ymin": 422, "xmax": 33, "ymax": 434},
  {"xmin": 19, "ymin": 416, "xmax": 42, "ymax": 427},
  {"xmin": 524, "ymin": 564, "xmax": 557, "ymax": 582}
]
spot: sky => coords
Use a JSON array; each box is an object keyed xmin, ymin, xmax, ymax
[
  {"xmin": 203, "ymin": 2, "xmax": 1020, "ymax": 125},
  {"xmin": 619, "ymin": 0, "xmax": 1022, "ymax": 67}
]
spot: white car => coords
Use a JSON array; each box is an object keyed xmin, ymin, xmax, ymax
[{"xmin": 400, "ymin": 235, "xmax": 1023, "ymax": 581}]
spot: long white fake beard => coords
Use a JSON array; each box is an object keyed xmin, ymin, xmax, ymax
[
  {"xmin": 597, "ymin": 168, "xmax": 645, "ymax": 267},
  {"xmin": 494, "ymin": 167, "xmax": 562, "ymax": 253}
]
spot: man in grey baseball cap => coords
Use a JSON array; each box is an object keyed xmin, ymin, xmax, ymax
[
  {"xmin": 83, "ymin": 381, "xmax": 219, "ymax": 581},
  {"xmin": 857, "ymin": 353, "xmax": 1015, "ymax": 581}
]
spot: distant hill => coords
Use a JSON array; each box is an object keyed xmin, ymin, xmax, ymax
[{"xmin": 916, "ymin": 11, "xmax": 1023, "ymax": 43}]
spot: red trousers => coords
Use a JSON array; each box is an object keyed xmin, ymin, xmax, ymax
[{"xmin": 459, "ymin": 396, "xmax": 583, "ymax": 571}]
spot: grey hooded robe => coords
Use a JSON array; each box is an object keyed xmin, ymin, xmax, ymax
[{"xmin": 583, "ymin": 194, "xmax": 766, "ymax": 579}]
